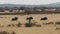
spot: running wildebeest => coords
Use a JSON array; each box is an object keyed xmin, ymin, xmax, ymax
[
  {"xmin": 12, "ymin": 17, "xmax": 18, "ymax": 21},
  {"xmin": 41, "ymin": 17, "xmax": 47, "ymax": 20}
]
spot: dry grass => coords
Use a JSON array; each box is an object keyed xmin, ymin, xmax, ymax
[{"xmin": 0, "ymin": 14, "xmax": 60, "ymax": 34}]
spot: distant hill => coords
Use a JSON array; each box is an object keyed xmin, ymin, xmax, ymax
[
  {"xmin": 0, "ymin": 4, "xmax": 39, "ymax": 8},
  {"xmin": 40, "ymin": 2, "xmax": 60, "ymax": 7},
  {"xmin": 0, "ymin": 2, "xmax": 60, "ymax": 8}
]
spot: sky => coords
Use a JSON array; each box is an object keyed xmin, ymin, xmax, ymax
[{"xmin": 0, "ymin": 0, "xmax": 60, "ymax": 5}]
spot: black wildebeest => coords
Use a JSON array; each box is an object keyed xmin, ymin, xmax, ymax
[
  {"xmin": 40, "ymin": 17, "xmax": 47, "ymax": 20},
  {"xmin": 12, "ymin": 17, "xmax": 18, "ymax": 21}
]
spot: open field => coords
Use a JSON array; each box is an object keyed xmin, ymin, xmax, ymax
[{"xmin": 0, "ymin": 14, "xmax": 60, "ymax": 34}]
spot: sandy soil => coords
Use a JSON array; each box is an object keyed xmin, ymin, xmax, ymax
[{"xmin": 0, "ymin": 14, "xmax": 60, "ymax": 34}]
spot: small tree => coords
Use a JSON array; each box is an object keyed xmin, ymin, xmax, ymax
[
  {"xmin": 9, "ymin": 9, "xmax": 13, "ymax": 12},
  {"xmin": 20, "ymin": 7, "xmax": 25, "ymax": 10},
  {"xmin": 25, "ymin": 17, "xmax": 33, "ymax": 27},
  {"xmin": 26, "ymin": 17, "xmax": 33, "ymax": 24}
]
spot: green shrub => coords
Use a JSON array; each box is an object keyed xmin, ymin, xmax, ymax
[
  {"xmin": 25, "ymin": 23, "xmax": 33, "ymax": 27},
  {"xmin": 55, "ymin": 22, "xmax": 60, "ymax": 25},
  {"xmin": 0, "ymin": 31, "xmax": 8, "ymax": 34},
  {"xmin": 16, "ymin": 22, "xmax": 22, "ymax": 27}
]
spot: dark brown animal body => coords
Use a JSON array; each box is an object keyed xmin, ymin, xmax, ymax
[
  {"xmin": 12, "ymin": 17, "xmax": 18, "ymax": 21},
  {"xmin": 41, "ymin": 17, "xmax": 47, "ymax": 20}
]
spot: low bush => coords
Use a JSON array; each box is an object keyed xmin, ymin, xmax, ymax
[
  {"xmin": 0, "ymin": 31, "xmax": 8, "ymax": 34},
  {"xmin": 16, "ymin": 22, "xmax": 22, "ymax": 27}
]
